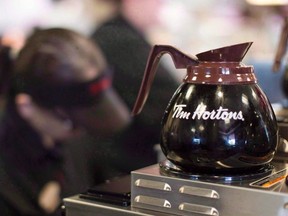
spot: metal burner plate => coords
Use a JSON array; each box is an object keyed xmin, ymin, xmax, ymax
[
  {"xmin": 159, "ymin": 160, "xmax": 274, "ymax": 183},
  {"xmin": 131, "ymin": 162, "xmax": 288, "ymax": 216}
]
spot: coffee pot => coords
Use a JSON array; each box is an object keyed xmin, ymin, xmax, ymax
[{"xmin": 132, "ymin": 42, "xmax": 278, "ymax": 174}]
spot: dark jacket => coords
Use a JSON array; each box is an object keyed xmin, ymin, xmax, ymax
[
  {"xmin": 91, "ymin": 14, "xmax": 179, "ymax": 172},
  {"xmin": 0, "ymin": 103, "xmax": 64, "ymax": 216}
]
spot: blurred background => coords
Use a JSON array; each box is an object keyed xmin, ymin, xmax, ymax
[{"xmin": 1, "ymin": 0, "xmax": 287, "ymax": 104}]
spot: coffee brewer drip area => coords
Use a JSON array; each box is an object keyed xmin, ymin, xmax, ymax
[{"xmin": 63, "ymin": 42, "xmax": 288, "ymax": 216}]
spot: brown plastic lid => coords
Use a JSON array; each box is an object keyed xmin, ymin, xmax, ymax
[{"xmin": 184, "ymin": 42, "xmax": 256, "ymax": 84}]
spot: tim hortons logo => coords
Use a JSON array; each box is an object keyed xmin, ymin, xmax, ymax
[{"xmin": 172, "ymin": 104, "xmax": 244, "ymax": 121}]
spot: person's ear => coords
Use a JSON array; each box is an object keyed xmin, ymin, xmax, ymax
[{"xmin": 15, "ymin": 93, "xmax": 34, "ymax": 119}]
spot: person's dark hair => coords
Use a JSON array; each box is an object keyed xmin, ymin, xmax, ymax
[{"xmin": 14, "ymin": 28, "xmax": 107, "ymax": 84}]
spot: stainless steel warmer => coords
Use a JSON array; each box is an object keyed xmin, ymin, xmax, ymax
[{"xmin": 64, "ymin": 155, "xmax": 288, "ymax": 216}]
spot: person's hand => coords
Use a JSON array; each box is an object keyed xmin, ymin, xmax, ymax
[{"xmin": 38, "ymin": 181, "xmax": 61, "ymax": 214}]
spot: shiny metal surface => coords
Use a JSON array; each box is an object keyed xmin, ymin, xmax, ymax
[
  {"xmin": 64, "ymin": 161, "xmax": 288, "ymax": 216},
  {"xmin": 131, "ymin": 163, "xmax": 288, "ymax": 216}
]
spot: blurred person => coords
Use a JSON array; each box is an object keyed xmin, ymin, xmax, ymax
[
  {"xmin": 0, "ymin": 28, "xmax": 130, "ymax": 216},
  {"xmin": 90, "ymin": 0, "xmax": 179, "ymax": 172}
]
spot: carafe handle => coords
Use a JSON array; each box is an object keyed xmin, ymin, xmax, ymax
[{"xmin": 131, "ymin": 45, "xmax": 198, "ymax": 115}]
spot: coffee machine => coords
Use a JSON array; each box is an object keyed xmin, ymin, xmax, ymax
[
  {"xmin": 64, "ymin": 42, "xmax": 288, "ymax": 216},
  {"xmin": 130, "ymin": 42, "xmax": 288, "ymax": 216}
]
